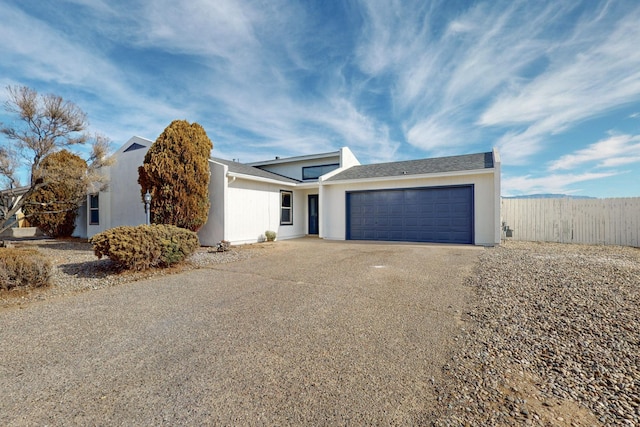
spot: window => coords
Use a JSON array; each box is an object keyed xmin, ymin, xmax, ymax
[
  {"xmin": 280, "ymin": 190, "xmax": 293, "ymax": 225},
  {"xmin": 302, "ymin": 163, "xmax": 339, "ymax": 180},
  {"xmin": 89, "ymin": 194, "xmax": 99, "ymax": 225}
]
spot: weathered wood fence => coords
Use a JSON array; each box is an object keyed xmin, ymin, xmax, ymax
[{"xmin": 501, "ymin": 197, "xmax": 640, "ymax": 247}]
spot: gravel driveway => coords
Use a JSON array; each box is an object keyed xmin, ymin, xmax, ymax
[{"xmin": 0, "ymin": 239, "xmax": 481, "ymax": 425}]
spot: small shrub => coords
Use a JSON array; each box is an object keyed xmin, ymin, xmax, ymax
[
  {"xmin": 90, "ymin": 224, "xmax": 199, "ymax": 271},
  {"xmin": 0, "ymin": 248, "xmax": 52, "ymax": 290},
  {"xmin": 265, "ymin": 230, "xmax": 276, "ymax": 242}
]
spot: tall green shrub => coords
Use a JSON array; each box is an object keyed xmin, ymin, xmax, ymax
[
  {"xmin": 22, "ymin": 150, "xmax": 88, "ymax": 237},
  {"xmin": 137, "ymin": 120, "xmax": 213, "ymax": 231}
]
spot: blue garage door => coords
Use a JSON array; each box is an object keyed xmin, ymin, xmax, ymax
[{"xmin": 346, "ymin": 185, "xmax": 474, "ymax": 244}]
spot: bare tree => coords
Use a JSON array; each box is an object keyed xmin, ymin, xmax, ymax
[{"xmin": 0, "ymin": 85, "xmax": 112, "ymax": 233}]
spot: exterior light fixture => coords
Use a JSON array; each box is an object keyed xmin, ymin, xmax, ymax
[{"xmin": 144, "ymin": 190, "xmax": 152, "ymax": 224}]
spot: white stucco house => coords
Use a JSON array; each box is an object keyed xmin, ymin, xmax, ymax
[{"xmin": 75, "ymin": 136, "xmax": 501, "ymax": 246}]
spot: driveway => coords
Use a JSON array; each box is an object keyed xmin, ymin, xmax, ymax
[{"xmin": 0, "ymin": 238, "xmax": 482, "ymax": 425}]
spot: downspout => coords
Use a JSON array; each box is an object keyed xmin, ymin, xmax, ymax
[
  {"xmin": 493, "ymin": 147, "xmax": 501, "ymax": 245},
  {"xmin": 222, "ymin": 167, "xmax": 231, "ymax": 243}
]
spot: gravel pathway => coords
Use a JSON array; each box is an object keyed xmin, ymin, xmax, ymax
[{"xmin": 435, "ymin": 241, "xmax": 640, "ymax": 426}]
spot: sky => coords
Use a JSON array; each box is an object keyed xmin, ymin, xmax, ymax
[{"xmin": 1, "ymin": 0, "xmax": 640, "ymax": 198}]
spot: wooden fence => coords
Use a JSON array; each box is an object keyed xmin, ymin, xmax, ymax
[{"xmin": 500, "ymin": 197, "xmax": 640, "ymax": 247}]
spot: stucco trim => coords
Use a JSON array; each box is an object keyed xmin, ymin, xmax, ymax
[
  {"xmin": 321, "ymin": 167, "xmax": 495, "ymax": 186},
  {"xmin": 226, "ymin": 172, "xmax": 298, "ymax": 187}
]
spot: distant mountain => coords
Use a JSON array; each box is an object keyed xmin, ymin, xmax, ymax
[{"xmin": 502, "ymin": 194, "xmax": 596, "ymax": 199}]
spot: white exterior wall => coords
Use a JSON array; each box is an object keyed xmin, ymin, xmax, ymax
[
  {"xmin": 78, "ymin": 136, "xmax": 152, "ymax": 238},
  {"xmin": 73, "ymin": 200, "xmax": 87, "ymax": 238},
  {"xmin": 85, "ymin": 189, "xmax": 112, "ymax": 237},
  {"xmin": 197, "ymin": 161, "xmax": 227, "ymax": 246},
  {"xmin": 321, "ymin": 171, "xmax": 499, "ymax": 246},
  {"xmin": 339, "ymin": 147, "xmax": 361, "ymax": 169},
  {"xmin": 224, "ymin": 178, "xmax": 304, "ymax": 244},
  {"xmin": 108, "ymin": 140, "xmax": 149, "ymax": 229}
]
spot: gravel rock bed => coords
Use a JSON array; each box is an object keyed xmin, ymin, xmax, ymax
[
  {"xmin": 0, "ymin": 238, "xmax": 259, "ymax": 308},
  {"xmin": 435, "ymin": 241, "xmax": 640, "ymax": 426}
]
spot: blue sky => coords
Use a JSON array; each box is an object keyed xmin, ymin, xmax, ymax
[{"xmin": 1, "ymin": 0, "xmax": 640, "ymax": 197}]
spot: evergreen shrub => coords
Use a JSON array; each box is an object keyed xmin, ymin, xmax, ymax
[
  {"xmin": 0, "ymin": 248, "xmax": 52, "ymax": 290},
  {"xmin": 90, "ymin": 224, "xmax": 199, "ymax": 271},
  {"xmin": 23, "ymin": 150, "xmax": 88, "ymax": 237},
  {"xmin": 138, "ymin": 120, "xmax": 213, "ymax": 231}
]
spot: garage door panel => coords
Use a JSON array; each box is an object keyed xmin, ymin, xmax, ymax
[
  {"xmin": 405, "ymin": 217, "xmax": 418, "ymax": 226},
  {"xmin": 376, "ymin": 217, "xmax": 390, "ymax": 226},
  {"xmin": 347, "ymin": 186, "xmax": 473, "ymax": 244},
  {"xmin": 366, "ymin": 218, "xmax": 377, "ymax": 227},
  {"xmin": 451, "ymin": 217, "xmax": 470, "ymax": 227}
]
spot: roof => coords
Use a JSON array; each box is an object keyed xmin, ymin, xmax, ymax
[
  {"xmin": 247, "ymin": 150, "xmax": 340, "ymax": 167},
  {"xmin": 210, "ymin": 157, "xmax": 300, "ymax": 184},
  {"xmin": 0, "ymin": 185, "xmax": 30, "ymax": 197},
  {"xmin": 326, "ymin": 151, "xmax": 494, "ymax": 181}
]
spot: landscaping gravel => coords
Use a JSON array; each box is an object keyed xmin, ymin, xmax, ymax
[
  {"xmin": 0, "ymin": 238, "xmax": 259, "ymax": 308},
  {"xmin": 435, "ymin": 241, "xmax": 640, "ymax": 426}
]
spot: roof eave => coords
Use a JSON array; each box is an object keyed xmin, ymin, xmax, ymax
[
  {"xmin": 295, "ymin": 181, "xmax": 320, "ymax": 189},
  {"xmin": 323, "ymin": 167, "xmax": 495, "ymax": 185},
  {"xmin": 227, "ymin": 171, "xmax": 297, "ymax": 187},
  {"xmin": 247, "ymin": 150, "xmax": 341, "ymax": 167}
]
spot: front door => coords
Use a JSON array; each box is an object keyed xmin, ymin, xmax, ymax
[{"xmin": 308, "ymin": 194, "xmax": 318, "ymax": 235}]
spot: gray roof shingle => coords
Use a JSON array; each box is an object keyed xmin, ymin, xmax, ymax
[
  {"xmin": 210, "ymin": 157, "xmax": 300, "ymax": 184},
  {"xmin": 326, "ymin": 151, "xmax": 494, "ymax": 181}
]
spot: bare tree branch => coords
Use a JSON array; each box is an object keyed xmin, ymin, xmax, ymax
[{"xmin": 0, "ymin": 85, "xmax": 112, "ymax": 234}]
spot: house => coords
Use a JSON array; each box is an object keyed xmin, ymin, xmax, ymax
[{"xmin": 75, "ymin": 136, "xmax": 501, "ymax": 246}]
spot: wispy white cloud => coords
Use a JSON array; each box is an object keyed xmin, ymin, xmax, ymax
[
  {"xmin": 352, "ymin": 1, "xmax": 592, "ymax": 159},
  {"xmin": 548, "ymin": 134, "xmax": 640, "ymax": 170},
  {"xmin": 354, "ymin": 0, "xmax": 433, "ymax": 76},
  {"xmin": 102, "ymin": 0, "xmax": 403, "ymax": 161},
  {"xmin": 502, "ymin": 170, "xmax": 620, "ymax": 196},
  {"xmin": 482, "ymin": 3, "xmax": 640, "ymax": 162},
  {"xmin": 132, "ymin": 0, "xmax": 260, "ymax": 61},
  {"xmin": 405, "ymin": 114, "xmax": 464, "ymax": 154},
  {"xmin": 351, "ymin": 0, "xmax": 640, "ymax": 170},
  {"xmin": 503, "ymin": 132, "xmax": 640, "ymax": 196},
  {"xmin": 0, "ymin": 2, "xmax": 185, "ymax": 142}
]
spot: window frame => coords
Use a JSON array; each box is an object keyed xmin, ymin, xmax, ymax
[
  {"xmin": 302, "ymin": 163, "xmax": 339, "ymax": 180},
  {"xmin": 280, "ymin": 190, "xmax": 293, "ymax": 225},
  {"xmin": 89, "ymin": 194, "xmax": 100, "ymax": 225}
]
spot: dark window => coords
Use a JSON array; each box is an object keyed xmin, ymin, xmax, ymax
[
  {"xmin": 89, "ymin": 194, "xmax": 99, "ymax": 225},
  {"xmin": 302, "ymin": 163, "xmax": 339, "ymax": 180},
  {"xmin": 280, "ymin": 190, "xmax": 293, "ymax": 225},
  {"xmin": 123, "ymin": 142, "xmax": 146, "ymax": 152}
]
